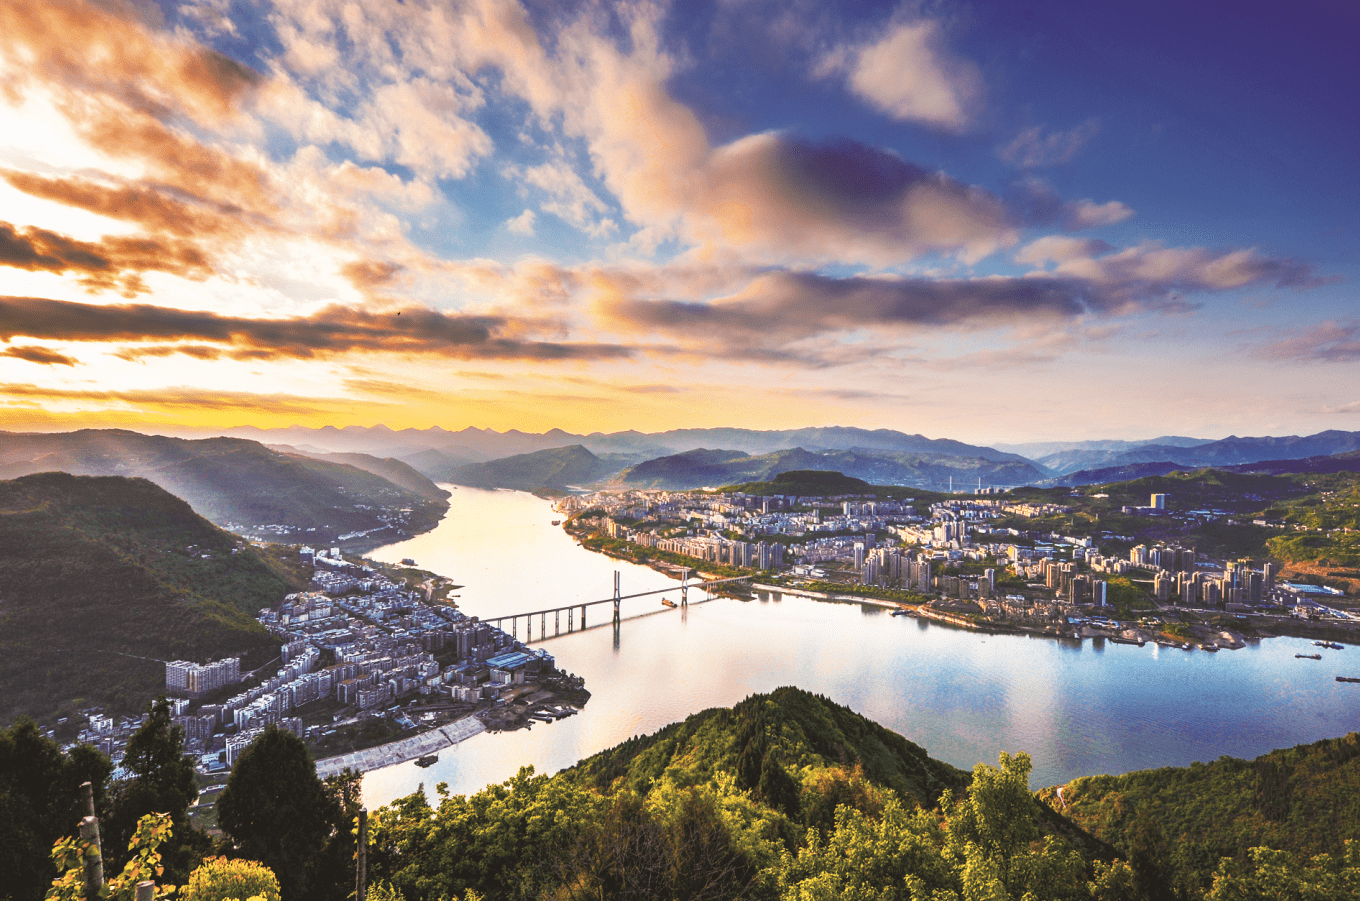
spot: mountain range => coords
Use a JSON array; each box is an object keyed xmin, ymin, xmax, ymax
[
  {"xmin": 0, "ymin": 430, "xmax": 449, "ymax": 546},
  {"xmin": 220, "ymin": 424, "xmax": 1360, "ymax": 487},
  {"xmin": 224, "ymin": 424, "xmax": 1032, "ymax": 467},
  {"xmin": 618, "ymin": 446, "xmax": 1046, "ymax": 491}
]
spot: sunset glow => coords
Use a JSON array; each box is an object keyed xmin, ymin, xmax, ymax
[{"xmin": 1, "ymin": 0, "xmax": 1355, "ymax": 442}]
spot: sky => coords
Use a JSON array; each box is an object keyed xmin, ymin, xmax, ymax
[{"xmin": 0, "ymin": 0, "xmax": 1356, "ymax": 444}]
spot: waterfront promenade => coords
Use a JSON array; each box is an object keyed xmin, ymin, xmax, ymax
[{"xmin": 316, "ymin": 714, "xmax": 486, "ymax": 779}]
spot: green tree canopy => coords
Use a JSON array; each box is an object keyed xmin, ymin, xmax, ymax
[
  {"xmin": 104, "ymin": 697, "xmax": 206, "ymax": 883},
  {"xmin": 216, "ymin": 726, "xmax": 336, "ymax": 901},
  {"xmin": 0, "ymin": 719, "xmax": 111, "ymax": 901}
]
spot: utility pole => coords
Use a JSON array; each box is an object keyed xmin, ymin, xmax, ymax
[{"xmin": 79, "ymin": 782, "xmax": 103, "ymax": 900}]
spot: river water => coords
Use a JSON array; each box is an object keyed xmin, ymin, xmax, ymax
[{"xmin": 362, "ymin": 487, "xmax": 1359, "ymax": 807}]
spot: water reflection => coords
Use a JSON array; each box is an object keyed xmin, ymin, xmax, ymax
[{"xmin": 363, "ymin": 487, "xmax": 1356, "ymax": 808}]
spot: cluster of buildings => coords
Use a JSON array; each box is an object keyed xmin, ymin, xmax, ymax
[
  {"xmin": 152, "ymin": 550, "xmax": 557, "ymax": 773},
  {"xmin": 562, "ymin": 487, "xmax": 1350, "ymax": 622}
]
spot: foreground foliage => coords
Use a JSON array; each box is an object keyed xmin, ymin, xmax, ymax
[{"xmin": 17, "ymin": 688, "xmax": 1360, "ymax": 901}]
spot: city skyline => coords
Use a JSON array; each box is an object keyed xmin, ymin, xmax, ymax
[{"xmin": 0, "ymin": 0, "xmax": 1356, "ymax": 444}]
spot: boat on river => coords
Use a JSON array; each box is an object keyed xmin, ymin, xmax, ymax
[
  {"xmin": 1296, "ymin": 653, "xmax": 1322, "ymax": 660},
  {"xmin": 661, "ymin": 598, "xmax": 678, "ymax": 608},
  {"xmin": 1337, "ymin": 676, "xmax": 1360, "ymax": 683},
  {"xmin": 415, "ymin": 754, "xmax": 439, "ymax": 767}
]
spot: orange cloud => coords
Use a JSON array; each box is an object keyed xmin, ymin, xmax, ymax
[
  {"xmin": 1, "ymin": 170, "xmax": 258, "ymax": 240},
  {"xmin": 0, "ymin": 221, "xmax": 212, "ymax": 295},
  {"xmin": 1, "ymin": 345, "xmax": 79, "ymax": 366},
  {"xmin": 0, "ymin": 295, "xmax": 633, "ymax": 362},
  {"xmin": 0, "ymin": 0, "xmax": 262, "ymax": 126}
]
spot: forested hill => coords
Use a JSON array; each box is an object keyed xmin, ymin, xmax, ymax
[
  {"xmin": 565, "ymin": 686, "xmax": 968, "ymax": 807},
  {"xmin": 0, "ymin": 429, "xmax": 448, "ymax": 546},
  {"xmin": 1041, "ymin": 732, "xmax": 1360, "ymax": 897},
  {"xmin": 0, "ymin": 473, "xmax": 303, "ymax": 725},
  {"xmin": 368, "ymin": 687, "xmax": 1134, "ymax": 901}
]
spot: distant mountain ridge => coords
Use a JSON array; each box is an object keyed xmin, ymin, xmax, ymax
[
  {"xmin": 1035, "ymin": 429, "xmax": 1360, "ymax": 476},
  {"xmin": 619, "ymin": 446, "xmax": 1046, "ymax": 491},
  {"xmin": 1046, "ymin": 447, "xmax": 1360, "ymax": 487},
  {"xmin": 221, "ymin": 424, "xmax": 1032, "ymax": 468},
  {"xmin": 444, "ymin": 445, "xmax": 620, "ymax": 491},
  {"xmin": 0, "ymin": 429, "xmax": 449, "ymax": 546}
]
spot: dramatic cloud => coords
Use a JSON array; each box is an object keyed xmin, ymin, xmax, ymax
[
  {"xmin": 1, "ymin": 345, "xmax": 79, "ymax": 366},
  {"xmin": 513, "ymin": 160, "xmax": 615, "ymax": 236},
  {"xmin": 822, "ymin": 20, "xmax": 983, "ymax": 132},
  {"xmin": 1008, "ymin": 181, "xmax": 1134, "ymax": 231},
  {"xmin": 603, "ymin": 271, "xmax": 1096, "ymax": 345},
  {"xmin": 999, "ymin": 121, "xmax": 1100, "ymax": 168},
  {"xmin": 691, "ymin": 134, "xmax": 1016, "ymax": 265},
  {"xmin": 1262, "ymin": 320, "xmax": 1360, "ymax": 363},
  {"xmin": 1046, "ymin": 242, "xmax": 1321, "ymax": 294},
  {"xmin": 597, "ymin": 237, "xmax": 1325, "ymax": 357},
  {"xmin": 0, "ymin": 221, "xmax": 212, "ymax": 295},
  {"xmin": 1014, "ymin": 236, "xmax": 1115, "ymax": 265},
  {"xmin": 1, "ymin": 170, "xmax": 261, "ymax": 240},
  {"xmin": 341, "ymin": 259, "xmax": 405, "ymax": 291},
  {"xmin": 0, "ymin": 0, "xmax": 262, "ymax": 126},
  {"xmin": 0, "ymin": 296, "xmax": 633, "ymax": 361},
  {"xmin": 0, "ymin": 383, "xmax": 345, "ymax": 417}
]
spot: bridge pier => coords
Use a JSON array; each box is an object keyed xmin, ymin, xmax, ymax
[
  {"xmin": 541, "ymin": 612, "xmax": 546, "ymax": 638},
  {"xmin": 613, "ymin": 571, "xmax": 621, "ymax": 625},
  {"xmin": 555, "ymin": 609, "xmax": 560, "ymax": 635},
  {"xmin": 581, "ymin": 604, "xmax": 586, "ymax": 628},
  {"xmin": 568, "ymin": 607, "xmax": 573, "ymax": 631}
]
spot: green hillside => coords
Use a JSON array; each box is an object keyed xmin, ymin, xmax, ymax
[
  {"xmin": 366, "ymin": 687, "xmax": 1148, "ymax": 901},
  {"xmin": 565, "ymin": 686, "xmax": 968, "ymax": 808},
  {"xmin": 446, "ymin": 444, "xmax": 620, "ymax": 490},
  {"xmin": 1041, "ymin": 732, "xmax": 1360, "ymax": 897},
  {"xmin": 725, "ymin": 469, "xmax": 877, "ymax": 497},
  {"xmin": 279, "ymin": 449, "xmax": 451, "ymax": 502},
  {"xmin": 0, "ymin": 429, "xmax": 449, "ymax": 547},
  {"xmin": 0, "ymin": 473, "xmax": 304, "ymax": 725}
]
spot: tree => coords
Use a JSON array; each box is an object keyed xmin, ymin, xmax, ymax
[
  {"xmin": 0, "ymin": 719, "xmax": 111, "ymax": 901},
  {"xmin": 180, "ymin": 857, "xmax": 281, "ymax": 901},
  {"xmin": 216, "ymin": 726, "xmax": 335, "ymax": 901},
  {"xmin": 1205, "ymin": 841, "xmax": 1360, "ymax": 901},
  {"xmin": 45, "ymin": 813, "xmax": 176, "ymax": 901},
  {"xmin": 103, "ymin": 698, "xmax": 207, "ymax": 884},
  {"xmin": 942, "ymin": 752, "xmax": 1089, "ymax": 901}
]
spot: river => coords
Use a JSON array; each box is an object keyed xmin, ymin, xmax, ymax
[{"xmin": 361, "ymin": 487, "xmax": 1359, "ymax": 807}]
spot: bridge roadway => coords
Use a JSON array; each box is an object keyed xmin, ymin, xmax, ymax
[{"xmin": 489, "ymin": 572, "xmax": 753, "ymax": 642}]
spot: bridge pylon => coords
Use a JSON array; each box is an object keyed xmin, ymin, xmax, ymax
[{"xmin": 613, "ymin": 571, "xmax": 621, "ymax": 624}]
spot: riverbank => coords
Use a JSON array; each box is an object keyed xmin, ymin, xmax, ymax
[
  {"xmin": 316, "ymin": 714, "xmax": 486, "ymax": 779},
  {"xmin": 750, "ymin": 582, "xmax": 903, "ymax": 610}
]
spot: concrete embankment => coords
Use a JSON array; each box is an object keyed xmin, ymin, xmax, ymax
[{"xmin": 315, "ymin": 715, "xmax": 486, "ymax": 779}]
